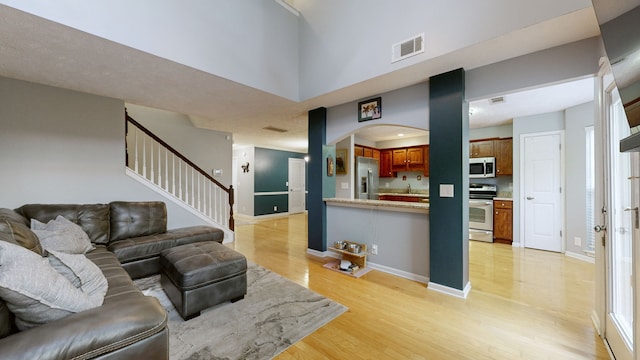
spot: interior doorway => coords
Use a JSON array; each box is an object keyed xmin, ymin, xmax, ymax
[
  {"xmin": 288, "ymin": 158, "xmax": 306, "ymax": 214},
  {"xmin": 521, "ymin": 131, "xmax": 564, "ymax": 252}
]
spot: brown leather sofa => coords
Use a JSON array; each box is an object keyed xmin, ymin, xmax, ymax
[{"xmin": 0, "ymin": 201, "xmax": 224, "ymax": 359}]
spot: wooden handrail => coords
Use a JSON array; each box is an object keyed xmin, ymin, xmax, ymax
[{"xmin": 125, "ymin": 112, "xmax": 234, "ymax": 230}]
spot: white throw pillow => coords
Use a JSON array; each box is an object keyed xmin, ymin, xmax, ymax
[
  {"xmin": 31, "ymin": 216, "xmax": 94, "ymax": 254},
  {"xmin": 47, "ymin": 250, "xmax": 108, "ymax": 303},
  {"xmin": 0, "ymin": 241, "xmax": 102, "ymax": 330}
]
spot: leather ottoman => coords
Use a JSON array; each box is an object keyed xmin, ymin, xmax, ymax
[{"xmin": 159, "ymin": 242, "xmax": 247, "ymax": 320}]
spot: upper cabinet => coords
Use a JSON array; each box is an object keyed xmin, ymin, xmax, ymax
[
  {"xmin": 495, "ymin": 138, "xmax": 513, "ymax": 176},
  {"xmin": 392, "ymin": 146, "xmax": 424, "ymax": 172},
  {"xmin": 469, "ymin": 137, "xmax": 513, "ymax": 176},
  {"xmin": 380, "ymin": 150, "xmax": 394, "ymax": 177},
  {"xmin": 469, "ymin": 139, "xmax": 495, "ymax": 158},
  {"xmin": 355, "ymin": 144, "xmax": 429, "ymax": 177}
]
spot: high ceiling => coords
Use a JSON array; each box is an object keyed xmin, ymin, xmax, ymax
[{"xmin": 0, "ymin": 4, "xmax": 601, "ymax": 152}]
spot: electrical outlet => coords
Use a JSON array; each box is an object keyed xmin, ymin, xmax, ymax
[
  {"xmin": 273, "ymin": 206, "xmax": 278, "ymax": 212},
  {"xmin": 574, "ymin": 237, "xmax": 581, "ymax": 246},
  {"xmin": 371, "ymin": 244, "xmax": 378, "ymax": 255}
]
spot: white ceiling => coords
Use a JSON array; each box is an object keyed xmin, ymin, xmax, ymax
[{"xmin": 0, "ymin": 4, "xmax": 601, "ymax": 152}]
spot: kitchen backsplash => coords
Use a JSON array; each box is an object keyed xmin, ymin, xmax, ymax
[
  {"xmin": 381, "ymin": 171, "xmax": 429, "ymax": 192},
  {"xmin": 380, "ymin": 172, "xmax": 513, "ymax": 197}
]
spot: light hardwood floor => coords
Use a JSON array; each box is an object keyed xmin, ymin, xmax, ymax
[{"xmin": 232, "ymin": 213, "xmax": 609, "ymax": 359}]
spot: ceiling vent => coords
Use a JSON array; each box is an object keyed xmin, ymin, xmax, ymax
[
  {"xmin": 392, "ymin": 33, "xmax": 424, "ymax": 63},
  {"xmin": 489, "ymin": 96, "xmax": 505, "ymax": 105},
  {"xmin": 263, "ymin": 126, "xmax": 288, "ymax": 133}
]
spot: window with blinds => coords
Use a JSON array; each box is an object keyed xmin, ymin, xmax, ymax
[{"xmin": 585, "ymin": 126, "xmax": 595, "ymax": 254}]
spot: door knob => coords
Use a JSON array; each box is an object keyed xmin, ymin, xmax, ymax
[
  {"xmin": 594, "ymin": 225, "xmax": 606, "ymax": 232},
  {"xmin": 526, "ymin": 196, "xmax": 535, "ymax": 200}
]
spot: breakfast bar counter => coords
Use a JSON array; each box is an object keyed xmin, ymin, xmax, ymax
[{"xmin": 324, "ymin": 197, "xmax": 429, "ymax": 283}]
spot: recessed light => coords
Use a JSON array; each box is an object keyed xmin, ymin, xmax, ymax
[{"xmin": 398, "ymin": 133, "xmax": 405, "ymax": 137}]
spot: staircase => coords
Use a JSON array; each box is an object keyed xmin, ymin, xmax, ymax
[{"xmin": 125, "ymin": 113, "xmax": 234, "ymax": 240}]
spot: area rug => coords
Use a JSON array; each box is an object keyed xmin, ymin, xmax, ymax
[{"xmin": 134, "ymin": 262, "xmax": 347, "ymax": 360}]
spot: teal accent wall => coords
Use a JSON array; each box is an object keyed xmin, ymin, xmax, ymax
[
  {"xmin": 308, "ymin": 107, "xmax": 327, "ymax": 251},
  {"xmin": 323, "ymin": 145, "xmax": 336, "ymax": 198},
  {"xmin": 428, "ymin": 68, "xmax": 469, "ymax": 291},
  {"xmin": 254, "ymin": 194, "xmax": 289, "ymax": 215},
  {"xmin": 253, "ymin": 147, "xmax": 307, "ymax": 216}
]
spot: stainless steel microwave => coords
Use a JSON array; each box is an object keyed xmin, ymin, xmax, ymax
[{"xmin": 469, "ymin": 157, "xmax": 495, "ymax": 178}]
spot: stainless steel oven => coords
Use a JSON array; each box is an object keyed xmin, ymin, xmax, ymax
[{"xmin": 469, "ymin": 184, "xmax": 496, "ymax": 242}]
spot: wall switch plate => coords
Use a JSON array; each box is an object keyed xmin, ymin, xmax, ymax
[
  {"xmin": 273, "ymin": 206, "xmax": 278, "ymax": 211},
  {"xmin": 440, "ymin": 184, "xmax": 454, "ymax": 198},
  {"xmin": 574, "ymin": 237, "xmax": 581, "ymax": 246},
  {"xmin": 341, "ymin": 182, "xmax": 349, "ymax": 189},
  {"xmin": 371, "ymin": 244, "xmax": 378, "ymax": 255}
]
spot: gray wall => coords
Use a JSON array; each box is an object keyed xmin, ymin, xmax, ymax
[
  {"xmin": 512, "ymin": 111, "xmax": 566, "ymax": 246},
  {"xmin": 1, "ymin": 0, "xmax": 300, "ymax": 101},
  {"xmin": 564, "ymin": 101, "xmax": 595, "ymax": 255},
  {"xmin": 327, "ymin": 205, "xmax": 429, "ymax": 280},
  {"xmin": 233, "ymin": 146, "xmax": 255, "ymax": 217},
  {"xmin": 297, "ymin": 0, "xmax": 592, "ymax": 99},
  {"xmin": 126, "ymin": 104, "xmax": 233, "ymax": 187},
  {"xmin": 326, "ymin": 82, "xmax": 429, "ymax": 144},
  {"xmin": 0, "ymin": 76, "xmax": 212, "ymax": 229}
]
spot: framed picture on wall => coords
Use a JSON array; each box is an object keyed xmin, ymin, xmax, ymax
[
  {"xmin": 335, "ymin": 149, "xmax": 347, "ymax": 175},
  {"xmin": 327, "ymin": 155, "xmax": 334, "ymax": 177},
  {"xmin": 358, "ymin": 97, "xmax": 381, "ymax": 122}
]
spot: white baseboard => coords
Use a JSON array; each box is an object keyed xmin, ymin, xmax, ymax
[
  {"xmin": 565, "ymin": 251, "xmax": 595, "ymax": 263},
  {"xmin": 511, "ymin": 241, "xmax": 523, "ymax": 248},
  {"xmin": 591, "ymin": 309, "xmax": 602, "ymax": 336},
  {"xmin": 428, "ymin": 281, "xmax": 471, "ymax": 299},
  {"xmin": 367, "ymin": 262, "xmax": 429, "ymax": 284}
]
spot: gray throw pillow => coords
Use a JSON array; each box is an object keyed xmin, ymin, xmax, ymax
[
  {"xmin": 47, "ymin": 250, "xmax": 108, "ymax": 303},
  {"xmin": 0, "ymin": 241, "xmax": 102, "ymax": 330},
  {"xmin": 31, "ymin": 216, "xmax": 94, "ymax": 254}
]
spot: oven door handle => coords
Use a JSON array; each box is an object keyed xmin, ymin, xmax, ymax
[{"xmin": 469, "ymin": 200, "xmax": 493, "ymax": 207}]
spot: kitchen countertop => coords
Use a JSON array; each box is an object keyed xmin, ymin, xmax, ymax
[
  {"xmin": 493, "ymin": 197, "xmax": 513, "ymax": 201},
  {"xmin": 324, "ymin": 197, "xmax": 429, "ymax": 214}
]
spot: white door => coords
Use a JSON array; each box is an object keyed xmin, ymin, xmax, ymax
[
  {"xmin": 601, "ymin": 83, "xmax": 634, "ymax": 360},
  {"xmin": 288, "ymin": 158, "xmax": 306, "ymax": 214},
  {"xmin": 522, "ymin": 132, "xmax": 563, "ymax": 252}
]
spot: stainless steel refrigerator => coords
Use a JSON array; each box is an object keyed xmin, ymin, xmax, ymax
[{"xmin": 355, "ymin": 156, "xmax": 379, "ymax": 200}]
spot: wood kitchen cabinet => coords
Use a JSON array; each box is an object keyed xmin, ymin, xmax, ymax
[
  {"xmin": 354, "ymin": 146, "xmax": 364, "ymax": 158},
  {"xmin": 470, "ymin": 139, "xmax": 495, "ymax": 158},
  {"xmin": 379, "ymin": 149, "xmax": 394, "ymax": 177},
  {"xmin": 493, "ymin": 199, "xmax": 513, "ymax": 244},
  {"xmin": 423, "ymin": 145, "xmax": 430, "ymax": 177},
  {"xmin": 392, "ymin": 146, "xmax": 424, "ymax": 172},
  {"xmin": 494, "ymin": 138, "xmax": 513, "ymax": 176}
]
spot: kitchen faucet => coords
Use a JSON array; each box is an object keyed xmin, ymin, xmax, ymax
[{"xmin": 407, "ymin": 184, "xmax": 411, "ymax": 194}]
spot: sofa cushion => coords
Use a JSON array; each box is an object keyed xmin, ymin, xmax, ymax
[
  {"xmin": 17, "ymin": 204, "xmax": 110, "ymax": 244},
  {"xmin": 31, "ymin": 216, "xmax": 95, "ymax": 254},
  {"xmin": 0, "ymin": 208, "xmax": 29, "ymax": 227},
  {"xmin": 47, "ymin": 250, "xmax": 108, "ymax": 299},
  {"xmin": 0, "ymin": 241, "xmax": 104, "ymax": 330},
  {"xmin": 109, "ymin": 202, "xmax": 167, "ymax": 242},
  {"xmin": 0, "ymin": 219, "xmax": 45, "ymax": 256}
]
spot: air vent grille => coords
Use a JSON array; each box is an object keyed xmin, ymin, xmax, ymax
[
  {"xmin": 489, "ymin": 96, "xmax": 505, "ymax": 104},
  {"xmin": 263, "ymin": 126, "xmax": 288, "ymax": 133},
  {"xmin": 392, "ymin": 33, "xmax": 424, "ymax": 63}
]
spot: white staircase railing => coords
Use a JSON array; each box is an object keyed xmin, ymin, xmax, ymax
[{"xmin": 125, "ymin": 114, "xmax": 234, "ymax": 232}]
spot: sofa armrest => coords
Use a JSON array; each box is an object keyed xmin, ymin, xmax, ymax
[{"xmin": 0, "ymin": 295, "xmax": 167, "ymax": 360}]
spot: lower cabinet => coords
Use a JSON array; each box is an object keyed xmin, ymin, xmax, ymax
[
  {"xmin": 493, "ymin": 199, "xmax": 513, "ymax": 244},
  {"xmin": 379, "ymin": 195, "xmax": 422, "ymax": 202}
]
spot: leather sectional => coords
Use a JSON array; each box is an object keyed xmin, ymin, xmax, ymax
[{"xmin": 0, "ymin": 201, "xmax": 224, "ymax": 359}]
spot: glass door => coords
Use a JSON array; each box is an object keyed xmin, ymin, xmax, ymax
[{"xmin": 603, "ymin": 84, "xmax": 634, "ymax": 360}]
